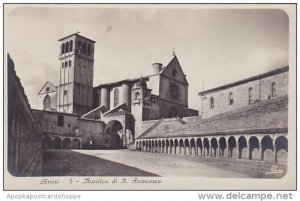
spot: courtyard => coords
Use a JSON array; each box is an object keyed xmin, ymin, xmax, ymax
[{"xmin": 42, "ymin": 149, "xmax": 286, "ymax": 178}]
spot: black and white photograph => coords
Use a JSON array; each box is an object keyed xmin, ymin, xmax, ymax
[{"xmin": 3, "ymin": 4, "xmax": 296, "ymax": 191}]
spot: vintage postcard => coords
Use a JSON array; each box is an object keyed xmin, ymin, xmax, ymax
[{"xmin": 3, "ymin": 4, "xmax": 296, "ymax": 190}]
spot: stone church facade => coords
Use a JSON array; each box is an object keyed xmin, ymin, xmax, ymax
[{"xmin": 36, "ymin": 33, "xmax": 198, "ymax": 150}]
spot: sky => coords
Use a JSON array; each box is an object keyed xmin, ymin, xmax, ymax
[{"xmin": 5, "ymin": 5, "xmax": 289, "ymax": 111}]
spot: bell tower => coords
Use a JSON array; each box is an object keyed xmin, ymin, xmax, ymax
[{"xmin": 57, "ymin": 33, "xmax": 95, "ymax": 115}]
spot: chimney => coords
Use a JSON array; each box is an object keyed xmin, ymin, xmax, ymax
[{"xmin": 152, "ymin": 63, "xmax": 163, "ymax": 74}]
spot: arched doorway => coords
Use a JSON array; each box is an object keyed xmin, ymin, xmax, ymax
[
  {"xmin": 219, "ymin": 137, "xmax": 227, "ymax": 157},
  {"xmin": 275, "ymin": 136, "xmax": 288, "ymax": 164},
  {"xmin": 42, "ymin": 136, "xmax": 52, "ymax": 149},
  {"xmin": 203, "ymin": 138, "xmax": 210, "ymax": 156},
  {"xmin": 196, "ymin": 138, "xmax": 202, "ymax": 156},
  {"xmin": 190, "ymin": 138, "xmax": 196, "ymax": 155},
  {"xmin": 174, "ymin": 139, "xmax": 179, "ymax": 154},
  {"xmin": 179, "ymin": 139, "xmax": 184, "ymax": 155},
  {"xmin": 53, "ymin": 138, "xmax": 62, "ymax": 149},
  {"xmin": 228, "ymin": 136, "xmax": 237, "ymax": 158},
  {"xmin": 63, "ymin": 138, "xmax": 72, "ymax": 149},
  {"xmin": 72, "ymin": 138, "xmax": 81, "ymax": 149},
  {"xmin": 211, "ymin": 138, "xmax": 218, "ymax": 157},
  {"xmin": 249, "ymin": 136, "xmax": 260, "ymax": 160},
  {"xmin": 261, "ymin": 135, "xmax": 274, "ymax": 162},
  {"xmin": 238, "ymin": 136, "xmax": 248, "ymax": 159},
  {"xmin": 170, "ymin": 139, "xmax": 174, "ymax": 154},
  {"xmin": 43, "ymin": 95, "xmax": 51, "ymax": 110},
  {"xmin": 104, "ymin": 120, "xmax": 123, "ymax": 149},
  {"xmin": 166, "ymin": 139, "xmax": 170, "ymax": 154}
]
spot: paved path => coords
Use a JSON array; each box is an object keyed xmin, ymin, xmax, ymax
[
  {"xmin": 75, "ymin": 150, "xmax": 286, "ymax": 178},
  {"xmin": 42, "ymin": 150, "xmax": 158, "ymax": 176}
]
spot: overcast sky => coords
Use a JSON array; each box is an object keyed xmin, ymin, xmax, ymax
[{"xmin": 5, "ymin": 5, "xmax": 289, "ymax": 111}]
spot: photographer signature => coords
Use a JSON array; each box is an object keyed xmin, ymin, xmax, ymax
[{"xmin": 265, "ymin": 165, "xmax": 284, "ymax": 175}]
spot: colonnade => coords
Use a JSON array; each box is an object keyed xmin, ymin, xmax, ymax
[
  {"xmin": 42, "ymin": 136, "xmax": 82, "ymax": 149},
  {"xmin": 136, "ymin": 134, "xmax": 288, "ymax": 163}
]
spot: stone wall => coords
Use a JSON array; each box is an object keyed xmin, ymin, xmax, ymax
[
  {"xmin": 7, "ymin": 54, "xmax": 42, "ymax": 176},
  {"xmin": 33, "ymin": 109, "xmax": 106, "ymax": 149},
  {"xmin": 200, "ymin": 68, "xmax": 288, "ymax": 118}
]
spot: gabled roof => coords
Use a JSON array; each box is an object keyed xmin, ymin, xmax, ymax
[
  {"xmin": 159, "ymin": 55, "xmax": 188, "ymax": 84},
  {"xmin": 38, "ymin": 81, "xmax": 58, "ymax": 95}
]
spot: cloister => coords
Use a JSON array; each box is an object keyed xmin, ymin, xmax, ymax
[
  {"xmin": 42, "ymin": 135, "xmax": 82, "ymax": 149},
  {"xmin": 135, "ymin": 133, "xmax": 288, "ymax": 163}
]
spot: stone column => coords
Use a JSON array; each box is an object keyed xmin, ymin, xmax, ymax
[
  {"xmin": 274, "ymin": 139, "xmax": 277, "ymax": 163},
  {"xmin": 260, "ymin": 142, "xmax": 264, "ymax": 161}
]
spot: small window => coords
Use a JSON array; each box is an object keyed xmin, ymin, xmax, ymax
[
  {"xmin": 62, "ymin": 62, "xmax": 64, "ymax": 68},
  {"xmin": 271, "ymin": 82, "xmax": 277, "ymax": 96},
  {"xmin": 210, "ymin": 97, "xmax": 214, "ymax": 109},
  {"xmin": 64, "ymin": 90, "xmax": 68, "ymax": 95},
  {"xmin": 46, "ymin": 87, "xmax": 50, "ymax": 92},
  {"xmin": 65, "ymin": 41, "xmax": 69, "ymax": 53},
  {"xmin": 172, "ymin": 69, "xmax": 177, "ymax": 77},
  {"xmin": 229, "ymin": 92, "xmax": 234, "ymax": 105},
  {"xmin": 87, "ymin": 44, "xmax": 91, "ymax": 56},
  {"xmin": 57, "ymin": 115, "xmax": 64, "ymax": 127},
  {"xmin": 65, "ymin": 61, "xmax": 68, "ymax": 67},
  {"xmin": 114, "ymin": 88, "xmax": 119, "ymax": 107},
  {"xmin": 78, "ymin": 41, "xmax": 82, "ymax": 53},
  {"xmin": 70, "ymin": 40, "xmax": 73, "ymax": 51},
  {"xmin": 248, "ymin": 87, "xmax": 253, "ymax": 104},
  {"xmin": 83, "ymin": 42, "xmax": 87, "ymax": 54},
  {"xmin": 69, "ymin": 60, "xmax": 72, "ymax": 67},
  {"xmin": 61, "ymin": 43, "xmax": 65, "ymax": 54},
  {"xmin": 135, "ymin": 92, "xmax": 140, "ymax": 100}
]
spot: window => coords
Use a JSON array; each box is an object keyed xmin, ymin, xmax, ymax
[
  {"xmin": 114, "ymin": 88, "xmax": 119, "ymax": 107},
  {"xmin": 210, "ymin": 97, "xmax": 214, "ymax": 109},
  {"xmin": 78, "ymin": 41, "xmax": 82, "ymax": 53},
  {"xmin": 43, "ymin": 95, "xmax": 51, "ymax": 110},
  {"xmin": 135, "ymin": 92, "xmax": 140, "ymax": 100},
  {"xmin": 271, "ymin": 82, "xmax": 277, "ymax": 96},
  {"xmin": 65, "ymin": 61, "xmax": 68, "ymax": 67},
  {"xmin": 62, "ymin": 62, "xmax": 64, "ymax": 68},
  {"xmin": 87, "ymin": 44, "xmax": 91, "ymax": 56},
  {"xmin": 65, "ymin": 41, "xmax": 69, "ymax": 53},
  {"xmin": 172, "ymin": 69, "xmax": 177, "ymax": 77},
  {"xmin": 46, "ymin": 87, "xmax": 50, "ymax": 92},
  {"xmin": 70, "ymin": 40, "xmax": 73, "ymax": 51},
  {"xmin": 229, "ymin": 92, "xmax": 234, "ymax": 105},
  {"xmin": 83, "ymin": 42, "xmax": 87, "ymax": 54},
  {"xmin": 61, "ymin": 43, "xmax": 65, "ymax": 54},
  {"xmin": 69, "ymin": 60, "xmax": 72, "ymax": 67},
  {"xmin": 57, "ymin": 115, "xmax": 64, "ymax": 127},
  {"xmin": 64, "ymin": 90, "xmax": 68, "ymax": 95},
  {"xmin": 248, "ymin": 87, "xmax": 253, "ymax": 104}
]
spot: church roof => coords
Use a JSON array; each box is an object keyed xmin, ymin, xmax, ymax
[
  {"xmin": 58, "ymin": 33, "xmax": 96, "ymax": 43},
  {"xmin": 38, "ymin": 81, "xmax": 58, "ymax": 95},
  {"xmin": 94, "ymin": 76, "xmax": 150, "ymax": 89},
  {"xmin": 94, "ymin": 55, "xmax": 188, "ymax": 89},
  {"xmin": 138, "ymin": 95, "xmax": 288, "ymax": 139}
]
